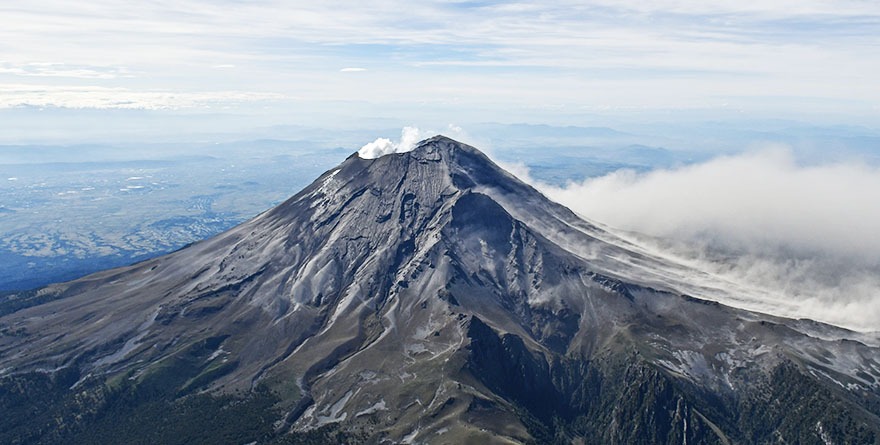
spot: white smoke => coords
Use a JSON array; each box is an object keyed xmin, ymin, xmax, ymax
[
  {"xmin": 357, "ymin": 127, "xmax": 426, "ymax": 159},
  {"xmin": 528, "ymin": 147, "xmax": 880, "ymax": 331},
  {"xmin": 357, "ymin": 125, "xmax": 476, "ymax": 159}
]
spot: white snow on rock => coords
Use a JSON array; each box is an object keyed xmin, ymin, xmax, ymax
[{"xmin": 355, "ymin": 399, "xmax": 387, "ymax": 417}]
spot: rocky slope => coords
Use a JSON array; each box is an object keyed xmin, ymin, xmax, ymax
[{"xmin": 1, "ymin": 136, "xmax": 879, "ymax": 444}]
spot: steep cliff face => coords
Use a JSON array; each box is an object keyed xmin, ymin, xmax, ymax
[{"xmin": 1, "ymin": 136, "xmax": 879, "ymax": 444}]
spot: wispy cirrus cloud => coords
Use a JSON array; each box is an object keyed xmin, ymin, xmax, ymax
[
  {"xmin": 0, "ymin": 61, "xmax": 132, "ymax": 79},
  {"xmin": 0, "ymin": 1, "xmax": 877, "ymax": 117},
  {"xmin": 0, "ymin": 83, "xmax": 288, "ymax": 110}
]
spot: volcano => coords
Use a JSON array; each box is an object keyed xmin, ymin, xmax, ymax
[{"xmin": 2, "ymin": 136, "xmax": 879, "ymax": 444}]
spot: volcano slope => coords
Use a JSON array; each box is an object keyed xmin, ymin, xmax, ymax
[{"xmin": 1, "ymin": 136, "xmax": 879, "ymax": 444}]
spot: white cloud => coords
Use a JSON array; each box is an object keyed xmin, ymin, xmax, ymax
[
  {"xmin": 530, "ymin": 147, "xmax": 880, "ymax": 331},
  {"xmin": 0, "ymin": 83, "xmax": 287, "ymax": 110},
  {"xmin": 581, "ymin": 0, "xmax": 880, "ymax": 17},
  {"xmin": 340, "ymin": 67, "xmax": 366, "ymax": 72},
  {"xmin": 0, "ymin": 61, "xmax": 131, "ymax": 79},
  {"xmin": 357, "ymin": 124, "xmax": 476, "ymax": 159},
  {"xmin": 543, "ymin": 148, "xmax": 880, "ymax": 259},
  {"xmin": 358, "ymin": 126, "xmax": 426, "ymax": 159},
  {"xmin": 0, "ymin": 2, "xmax": 878, "ymax": 116}
]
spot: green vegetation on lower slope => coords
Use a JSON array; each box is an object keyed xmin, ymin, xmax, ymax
[
  {"xmin": 0, "ymin": 333, "xmax": 364, "ymax": 445},
  {"xmin": 2, "ymin": 321, "xmax": 880, "ymax": 444},
  {"xmin": 463, "ymin": 317, "xmax": 880, "ymax": 445}
]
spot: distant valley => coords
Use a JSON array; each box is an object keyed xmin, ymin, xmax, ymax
[{"xmin": 0, "ymin": 128, "xmax": 700, "ymax": 291}]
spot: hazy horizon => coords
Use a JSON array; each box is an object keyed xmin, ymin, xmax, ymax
[
  {"xmin": 1, "ymin": 2, "xmax": 879, "ymax": 331},
  {"xmin": 2, "ymin": 1, "xmax": 880, "ymax": 142}
]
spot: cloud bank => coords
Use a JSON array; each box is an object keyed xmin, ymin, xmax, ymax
[
  {"xmin": 532, "ymin": 147, "xmax": 880, "ymax": 331},
  {"xmin": 541, "ymin": 148, "xmax": 880, "ymax": 260}
]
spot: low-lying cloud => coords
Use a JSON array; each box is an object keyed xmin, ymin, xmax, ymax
[{"xmin": 531, "ymin": 147, "xmax": 880, "ymax": 331}]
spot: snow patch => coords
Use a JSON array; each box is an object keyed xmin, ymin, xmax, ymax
[
  {"xmin": 317, "ymin": 169, "xmax": 340, "ymax": 194},
  {"xmin": 92, "ymin": 307, "xmax": 161, "ymax": 368},
  {"xmin": 405, "ymin": 343, "xmax": 429, "ymax": 355},
  {"xmin": 816, "ymin": 421, "xmax": 834, "ymax": 445},
  {"xmin": 315, "ymin": 390, "xmax": 353, "ymax": 426},
  {"xmin": 398, "ymin": 371, "xmax": 416, "ymax": 382},
  {"xmin": 355, "ymin": 399, "xmax": 387, "ymax": 417},
  {"xmin": 207, "ymin": 347, "xmax": 227, "ymax": 361},
  {"xmin": 402, "ymin": 427, "xmax": 421, "ymax": 444},
  {"xmin": 656, "ymin": 350, "xmax": 712, "ymax": 382}
]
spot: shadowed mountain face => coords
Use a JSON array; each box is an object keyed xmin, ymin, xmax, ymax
[{"xmin": 2, "ymin": 136, "xmax": 880, "ymax": 444}]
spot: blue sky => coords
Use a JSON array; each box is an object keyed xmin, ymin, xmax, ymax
[{"xmin": 1, "ymin": 1, "xmax": 878, "ymax": 132}]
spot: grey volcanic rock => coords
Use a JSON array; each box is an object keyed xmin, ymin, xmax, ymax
[{"xmin": 1, "ymin": 136, "xmax": 880, "ymax": 444}]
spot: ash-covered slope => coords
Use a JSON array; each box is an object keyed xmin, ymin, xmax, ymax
[{"xmin": 1, "ymin": 136, "xmax": 880, "ymax": 444}]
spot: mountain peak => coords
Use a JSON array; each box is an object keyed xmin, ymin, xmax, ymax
[
  {"xmin": 356, "ymin": 134, "xmax": 483, "ymax": 162},
  {"xmin": 322, "ymin": 134, "xmax": 512, "ymax": 203},
  {"xmin": 409, "ymin": 135, "xmax": 491, "ymax": 165},
  {"xmin": 412, "ymin": 134, "xmax": 479, "ymax": 155},
  {"xmin": 3, "ymin": 136, "xmax": 880, "ymax": 444}
]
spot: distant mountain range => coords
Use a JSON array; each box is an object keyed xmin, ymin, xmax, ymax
[{"xmin": 1, "ymin": 136, "xmax": 878, "ymax": 444}]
